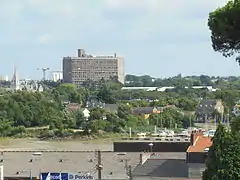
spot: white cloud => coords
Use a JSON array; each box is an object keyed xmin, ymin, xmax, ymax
[
  {"xmin": 0, "ymin": 0, "xmax": 231, "ymax": 44},
  {"xmin": 38, "ymin": 34, "xmax": 52, "ymax": 44},
  {"xmin": 0, "ymin": 0, "xmax": 230, "ymax": 20}
]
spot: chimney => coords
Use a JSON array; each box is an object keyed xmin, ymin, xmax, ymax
[
  {"xmin": 139, "ymin": 153, "xmax": 152, "ymax": 165},
  {"xmin": 190, "ymin": 133, "xmax": 195, "ymax": 146},
  {"xmin": 78, "ymin": 49, "xmax": 86, "ymax": 57},
  {"xmin": 190, "ymin": 130, "xmax": 202, "ymax": 146},
  {"xmin": 139, "ymin": 154, "xmax": 143, "ymax": 164}
]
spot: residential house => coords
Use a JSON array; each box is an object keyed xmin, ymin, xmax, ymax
[
  {"xmin": 86, "ymin": 99, "xmax": 105, "ymax": 108},
  {"xmin": 132, "ymin": 107, "xmax": 162, "ymax": 119},
  {"xmin": 104, "ymin": 104, "xmax": 118, "ymax": 114},
  {"xmin": 186, "ymin": 131, "xmax": 212, "ymax": 164},
  {"xmin": 65, "ymin": 103, "xmax": 81, "ymax": 111},
  {"xmin": 195, "ymin": 99, "xmax": 224, "ymax": 123},
  {"xmin": 86, "ymin": 95, "xmax": 118, "ymax": 113},
  {"xmin": 65, "ymin": 103, "xmax": 90, "ymax": 120},
  {"xmin": 81, "ymin": 108, "xmax": 90, "ymax": 120}
]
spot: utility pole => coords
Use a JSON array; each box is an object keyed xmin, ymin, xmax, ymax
[
  {"xmin": 124, "ymin": 159, "xmax": 129, "ymax": 173},
  {"xmin": 189, "ymin": 115, "xmax": 192, "ymax": 131},
  {"xmin": 128, "ymin": 165, "xmax": 132, "ymax": 180},
  {"xmin": 96, "ymin": 150, "xmax": 102, "ymax": 180}
]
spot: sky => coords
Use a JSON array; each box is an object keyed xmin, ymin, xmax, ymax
[{"xmin": 0, "ymin": 0, "xmax": 239, "ymax": 80}]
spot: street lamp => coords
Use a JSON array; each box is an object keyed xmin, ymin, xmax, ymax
[{"xmin": 148, "ymin": 143, "xmax": 154, "ymax": 152}]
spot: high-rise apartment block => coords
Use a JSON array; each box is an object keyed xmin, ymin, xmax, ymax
[{"xmin": 63, "ymin": 49, "xmax": 124, "ymax": 87}]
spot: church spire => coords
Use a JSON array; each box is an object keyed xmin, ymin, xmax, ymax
[
  {"xmin": 12, "ymin": 66, "xmax": 19, "ymax": 83},
  {"xmin": 11, "ymin": 66, "xmax": 20, "ymax": 90}
]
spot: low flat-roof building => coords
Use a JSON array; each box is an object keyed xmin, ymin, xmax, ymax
[{"xmin": 1, "ymin": 151, "xmax": 140, "ymax": 180}]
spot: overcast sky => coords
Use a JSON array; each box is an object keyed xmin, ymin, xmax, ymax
[{"xmin": 0, "ymin": 0, "xmax": 239, "ymax": 80}]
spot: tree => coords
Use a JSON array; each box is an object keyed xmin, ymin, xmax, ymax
[
  {"xmin": 75, "ymin": 111, "xmax": 85, "ymax": 128},
  {"xmin": 202, "ymin": 124, "xmax": 240, "ymax": 179},
  {"xmin": 97, "ymin": 84, "xmax": 116, "ymax": 104},
  {"xmin": 89, "ymin": 107, "xmax": 105, "ymax": 121},
  {"xmin": 56, "ymin": 83, "xmax": 82, "ymax": 103},
  {"xmin": 230, "ymin": 116, "xmax": 240, "ymax": 133},
  {"xmin": 177, "ymin": 97, "xmax": 197, "ymax": 111},
  {"xmin": 208, "ymin": 0, "xmax": 240, "ymax": 63},
  {"xmin": 214, "ymin": 89, "xmax": 239, "ymax": 108}
]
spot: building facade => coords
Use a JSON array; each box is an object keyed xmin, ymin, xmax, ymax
[
  {"xmin": 195, "ymin": 99, "xmax": 224, "ymax": 123},
  {"xmin": 0, "ymin": 75, "xmax": 8, "ymax": 81},
  {"xmin": 51, "ymin": 71, "xmax": 63, "ymax": 82},
  {"xmin": 63, "ymin": 49, "xmax": 124, "ymax": 87}
]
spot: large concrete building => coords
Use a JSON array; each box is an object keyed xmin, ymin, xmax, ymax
[{"xmin": 63, "ymin": 49, "xmax": 124, "ymax": 87}]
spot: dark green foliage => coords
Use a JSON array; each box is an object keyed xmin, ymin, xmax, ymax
[
  {"xmin": 149, "ymin": 108, "xmax": 187, "ymax": 129},
  {"xmin": 208, "ymin": 0, "xmax": 240, "ymax": 64},
  {"xmin": 203, "ymin": 124, "xmax": 240, "ymax": 179}
]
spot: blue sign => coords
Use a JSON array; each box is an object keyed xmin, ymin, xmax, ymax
[
  {"xmin": 40, "ymin": 173, "xmax": 94, "ymax": 180},
  {"xmin": 40, "ymin": 173, "xmax": 69, "ymax": 180}
]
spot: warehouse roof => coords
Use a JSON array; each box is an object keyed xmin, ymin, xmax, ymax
[{"xmin": 1, "ymin": 151, "xmax": 140, "ymax": 179}]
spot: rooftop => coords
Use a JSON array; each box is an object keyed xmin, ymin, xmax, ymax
[
  {"xmin": 187, "ymin": 135, "xmax": 212, "ymax": 152},
  {"xmin": 132, "ymin": 159, "xmax": 189, "ymax": 178},
  {"xmin": 133, "ymin": 153, "xmax": 205, "ymax": 179},
  {"xmin": 1, "ymin": 151, "xmax": 140, "ymax": 179}
]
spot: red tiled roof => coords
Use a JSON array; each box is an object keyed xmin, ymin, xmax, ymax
[
  {"xmin": 66, "ymin": 103, "xmax": 81, "ymax": 111},
  {"xmin": 187, "ymin": 135, "xmax": 212, "ymax": 152}
]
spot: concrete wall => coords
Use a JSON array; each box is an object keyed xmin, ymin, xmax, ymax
[
  {"xmin": 186, "ymin": 152, "xmax": 207, "ymax": 163},
  {"xmin": 113, "ymin": 142, "xmax": 190, "ymax": 152},
  {"xmin": 62, "ymin": 57, "xmax": 72, "ymax": 83}
]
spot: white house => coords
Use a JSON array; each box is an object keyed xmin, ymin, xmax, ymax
[{"xmin": 82, "ymin": 108, "xmax": 90, "ymax": 120}]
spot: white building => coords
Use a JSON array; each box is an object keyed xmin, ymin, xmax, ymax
[
  {"xmin": 6, "ymin": 67, "xmax": 43, "ymax": 92},
  {"xmin": 0, "ymin": 75, "xmax": 8, "ymax": 81},
  {"xmin": 51, "ymin": 71, "xmax": 63, "ymax": 82},
  {"xmin": 82, "ymin": 108, "xmax": 90, "ymax": 120}
]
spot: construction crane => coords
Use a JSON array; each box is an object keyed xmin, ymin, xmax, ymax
[{"xmin": 37, "ymin": 67, "xmax": 50, "ymax": 81}]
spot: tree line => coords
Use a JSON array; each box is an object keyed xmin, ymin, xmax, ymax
[
  {"xmin": 124, "ymin": 74, "xmax": 240, "ymax": 88},
  {"xmin": 0, "ymin": 76, "xmax": 239, "ymax": 139}
]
